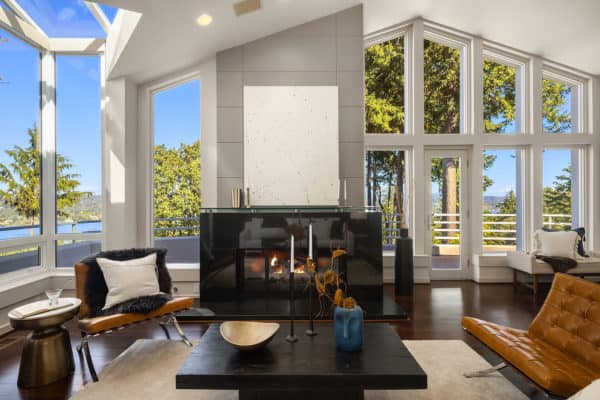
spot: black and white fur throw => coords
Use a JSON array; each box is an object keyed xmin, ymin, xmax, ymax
[{"xmin": 80, "ymin": 248, "xmax": 172, "ymax": 317}]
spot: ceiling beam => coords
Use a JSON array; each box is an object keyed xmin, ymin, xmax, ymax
[
  {"xmin": 84, "ymin": 1, "xmax": 111, "ymax": 34},
  {"xmin": 2, "ymin": 0, "xmax": 47, "ymax": 38},
  {"xmin": 0, "ymin": 6, "xmax": 48, "ymax": 49}
]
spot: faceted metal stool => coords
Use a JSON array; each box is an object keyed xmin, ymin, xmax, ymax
[{"xmin": 9, "ymin": 298, "xmax": 81, "ymax": 388}]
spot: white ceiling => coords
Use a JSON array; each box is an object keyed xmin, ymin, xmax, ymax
[{"xmin": 93, "ymin": 0, "xmax": 600, "ymax": 83}]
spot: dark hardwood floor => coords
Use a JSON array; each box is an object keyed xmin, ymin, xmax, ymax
[{"xmin": 0, "ymin": 282, "xmax": 551, "ymax": 400}]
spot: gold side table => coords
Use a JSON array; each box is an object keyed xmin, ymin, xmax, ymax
[{"xmin": 8, "ymin": 298, "xmax": 81, "ymax": 388}]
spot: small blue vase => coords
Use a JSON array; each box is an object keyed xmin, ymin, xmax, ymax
[{"xmin": 333, "ymin": 305, "xmax": 363, "ymax": 352}]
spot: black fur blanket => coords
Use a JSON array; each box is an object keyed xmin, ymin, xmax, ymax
[
  {"xmin": 535, "ymin": 254, "xmax": 577, "ymax": 274},
  {"xmin": 80, "ymin": 248, "xmax": 172, "ymax": 317}
]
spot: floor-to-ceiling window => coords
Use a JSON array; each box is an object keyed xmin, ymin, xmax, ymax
[
  {"xmin": 55, "ymin": 55, "xmax": 102, "ymax": 267},
  {"xmin": 153, "ymin": 80, "xmax": 201, "ymax": 264},
  {"xmin": 0, "ymin": 28, "xmax": 42, "ymax": 274},
  {"xmin": 542, "ymin": 148, "xmax": 582, "ymax": 231},
  {"xmin": 482, "ymin": 149, "xmax": 524, "ymax": 252},
  {"xmin": 364, "ymin": 20, "xmax": 593, "ymax": 279}
]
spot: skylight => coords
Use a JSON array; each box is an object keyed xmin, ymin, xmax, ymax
[
  {"xmin": 99, "ymin": 3, "xmax": 117, "ymax": 23},
  {"xmin": 14, "ymin": 0, "xmax": 110, "ymax": 38}
]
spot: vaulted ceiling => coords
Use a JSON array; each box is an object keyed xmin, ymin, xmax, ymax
[{"xmin": 92, "ymin": 0, "xmax": 600, "ymax": 83}]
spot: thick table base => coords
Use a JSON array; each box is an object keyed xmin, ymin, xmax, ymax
[
  {"xmin": 18, "ymin": 325, "xmax": 74, "ymax": 388},
  {"xmin": 240, "ymin": 389, "xmax": 364, "ymax": 400}
]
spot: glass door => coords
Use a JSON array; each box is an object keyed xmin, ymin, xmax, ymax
[{"xmin": 425, "ymin": 149, "xmax": 469, "ymax": 280}]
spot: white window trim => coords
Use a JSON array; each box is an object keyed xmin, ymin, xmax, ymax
[
  {"xmin": 137, "ymin": 58, "xmax": 217, "ymax": 268},
  {"xmin": 363, "ymin": 17, "xmax": 596, "ymax": 261}
]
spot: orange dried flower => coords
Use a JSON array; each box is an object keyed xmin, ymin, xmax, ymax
[
  {"xmin": 332, "ymin": 249, "xmax": 346, "ymax": 259},
  {"xmin": 343, "ymin": 297, "xmax": 356, "ymax": 309},
  {"xmin": 334, "ymin": 288, "xmax": 344, "ymax": 306},
  {"xmin": 323, "ymin": 269, "xmax": 335, "ymax": 285}
]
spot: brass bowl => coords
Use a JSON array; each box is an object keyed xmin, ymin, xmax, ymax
[{"xmin": 220, "ymin": 321, "xmax": 280, "ymax": 351}]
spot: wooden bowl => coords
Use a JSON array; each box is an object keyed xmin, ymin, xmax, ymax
[{"xmin": 220, "ymin": 321, "xmax": 280, "ymax": 351}]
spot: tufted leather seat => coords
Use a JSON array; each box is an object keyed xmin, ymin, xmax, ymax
[{"xmin": 463, "ymin": 273, "xmax": 600, "ymax": 397}]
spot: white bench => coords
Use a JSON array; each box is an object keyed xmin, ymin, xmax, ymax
[{"xmin": 507, "ymin": 251, "xmax": 600, "ymax": 295}]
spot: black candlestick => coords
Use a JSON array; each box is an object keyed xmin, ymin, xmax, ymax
[
  {"xmin": 286, "ymin": 270, "xmax": 298, "ymax": 343},
  {"xmin": 305, "ymin": 268, "xmax": 318, "ymax": 336}
]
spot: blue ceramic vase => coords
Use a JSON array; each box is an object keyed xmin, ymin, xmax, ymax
[{"xmin": 333, "ymin": 305, "xmax": 364, "ymax": 352}]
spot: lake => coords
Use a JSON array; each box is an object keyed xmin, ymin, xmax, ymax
[{"xmin": 0, "ymin": 221, "xmax": 102, "ymax": 240}]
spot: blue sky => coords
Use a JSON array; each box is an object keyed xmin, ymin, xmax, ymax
[
  {"xmin": 1, "ymin": 23, "xmax": 570, "ymax": 204},
  {"xmin": 154, "ymin": 81, "xmax": 201, "ymax": 148},
  {"xmin": 14, "ymin": 0, "xmax": 117, "ymax": 37}
]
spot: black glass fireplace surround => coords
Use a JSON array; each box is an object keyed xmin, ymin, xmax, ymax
[{"xmin": 179, "ymin": 207, "xmax": 407, "ymax": 321}]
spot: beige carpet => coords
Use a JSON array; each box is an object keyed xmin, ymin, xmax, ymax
[{"xmin": 71, "ymin": 339, "xmax": 527, "ymax": 400}]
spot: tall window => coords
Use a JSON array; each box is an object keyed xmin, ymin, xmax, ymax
[
  {"xmin": 483, "ymin": 59, "xmax": 517, "ymax": 133},
  {"xmin": 364, "ymin": 37, "xmax": 405, "ymax": 134},
  {"xmin": 542, "ymin": 149, "xmax": 580, "ymax": 230},
  {"xmin": 0, "ymin": 29, "xmax": 42, "ymax": 273},
  {"xmin": 424, "ymin": 39, "xmax": 461, "ymax": 134},
  {"xmin": 542, "ymin": 76, "xmax": 573, "ymax": 133},
  {"xmin": 365, "ymin": 150, "xmax": 408, "ymax": 250},
  {"xmin": 55, "ymin": 55, "xmax": 102, "ymax": 267},
  {"xmin": 153, "ymin": 80, "xmax": 201, "ymax": 264},
  {"xmin": 482, "ymin": 149, "xmax": 523, "ymax": 252}
]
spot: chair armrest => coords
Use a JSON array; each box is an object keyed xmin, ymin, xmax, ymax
[{"xmin": 506, "ymin": 251, "xmax": 535, "ymax": 274}]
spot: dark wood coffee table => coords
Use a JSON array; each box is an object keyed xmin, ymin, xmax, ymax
[{"xmin": 177, "ymin": 323, "xmax": 427, "ymax": 400}]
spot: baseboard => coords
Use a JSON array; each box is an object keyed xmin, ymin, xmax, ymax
[{"xmin": 0, "ymin": 323, "xmax": 12, "ymax": 336}]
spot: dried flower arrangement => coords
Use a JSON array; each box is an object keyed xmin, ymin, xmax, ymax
[{"xmin": 306, "ymin": 249, "xmax": 357, "ymax": 318}]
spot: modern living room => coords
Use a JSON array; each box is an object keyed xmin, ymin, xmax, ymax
[{"xmin": 0, "ymin": 0, "xmax": 599, "ymax": 399}]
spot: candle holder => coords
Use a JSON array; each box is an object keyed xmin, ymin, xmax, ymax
[{"xmin": 286, "ymin": 269, "xmax": 298, "ymax": 343}]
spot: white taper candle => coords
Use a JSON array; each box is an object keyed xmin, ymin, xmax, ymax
[
  {"xmin": 308, "ymin": 223, "xmax": 313, "ymax": 259},
  {"xmin": 290, "ymin": 234, "xmax": 295, "ymax": 272}
]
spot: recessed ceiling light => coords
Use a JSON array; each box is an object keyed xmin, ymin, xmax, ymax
[{"xmin": 196, "ymin": 14, "xmax": 213, "ymax": 26}]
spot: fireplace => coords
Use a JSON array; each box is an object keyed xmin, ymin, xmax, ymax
[
  {"xmin": 238, "ymin": 247, "xmax": 345, "ymax": 298},
  {"xmin": 200, "ymin": 209, "xmax": 378, "ymax": 301}
]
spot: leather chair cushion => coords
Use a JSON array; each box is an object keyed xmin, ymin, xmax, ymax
[
  {"xmin": 528, "ymin": 273, "xmax": 600, "ymax": 372},
  {"xmin": 78, "ymin": 296, "xmax": 194, "ymax": 334},
  {"xmin": 462, "ymin": 316, "xmax": 599, "ymax": 397}
]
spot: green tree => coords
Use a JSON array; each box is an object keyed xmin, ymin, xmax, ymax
[
  {"xmin": 153, "ymin": 140, "xmax": 201, "ymax": 237},
  {"xmin": 543, "ymin": 166, "xmax": 571, "ymax": 229},
  {"xmin": 0, "ymin": 126, "xmax": 90, "ymax": 228},
  {"xmin": 365, "ymin": 38, "xmax": 573, "ymax": 240}
]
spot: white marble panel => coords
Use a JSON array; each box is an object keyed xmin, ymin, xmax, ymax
[{"xmin": 244, "ymin": 86, "xmax": 339, "ymax": 206}]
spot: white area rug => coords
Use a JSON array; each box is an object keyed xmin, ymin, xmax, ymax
[{"xmin": 71, "ymin": 339, "xmax": 527, "ymax": 400}]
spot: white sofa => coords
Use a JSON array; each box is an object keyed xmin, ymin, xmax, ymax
[{"xmin": 507, "ymin": 251, "xmax": 600, "ymax": 295}]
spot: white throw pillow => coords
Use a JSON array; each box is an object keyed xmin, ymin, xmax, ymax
[
  {"xmin": 535, "ymin": 229, "xmax": 578, "ymax": 259},
  {"xmin": 97, "ymin": 253, "xmax": 161, "ymax": 310}
]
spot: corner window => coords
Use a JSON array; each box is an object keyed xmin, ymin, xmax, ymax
[
  {"xmin": 364, "ymin": 36, "xmax": 405, "ymax": 134},
  {"xmin": 0, "ymin": 29, "xmax": 42, "ymax": 242}
]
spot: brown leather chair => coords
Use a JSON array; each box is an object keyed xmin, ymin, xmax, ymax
[
  {"xmin": 462, "ymin": 273, "xmax": 600, "ymax": 397},
  {"xmin": 74, "ymin": 258, "xmax": 195, "ymax": 382}
]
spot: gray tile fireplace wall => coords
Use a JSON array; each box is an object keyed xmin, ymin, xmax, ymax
[{"xmin": 216, "ymin": 5, "xmax": 364, "ymax": 207}]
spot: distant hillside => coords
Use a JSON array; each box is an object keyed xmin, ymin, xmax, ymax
[{"xmin": 0, "ymin": 195, "xmax": 102, "ymax": 227}]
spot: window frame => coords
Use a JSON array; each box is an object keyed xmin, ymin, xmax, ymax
[
  {"xmin": 482, "ymin": 47, "xmax": 528, "ymax": 134},
  {"xmin": 0, "ymin": 21, "xmax": 105, "ymax": 274},
  {"xmin": 423, "ymin": 25, "xmax": 471, "ymax": 135},
  {"xmin": 53, "ymin": 53, "xmax": 104, "ymax": 267},
  {"xmin": 541, "ymin": 66, "xmax": 588, "ymax": 134}
]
